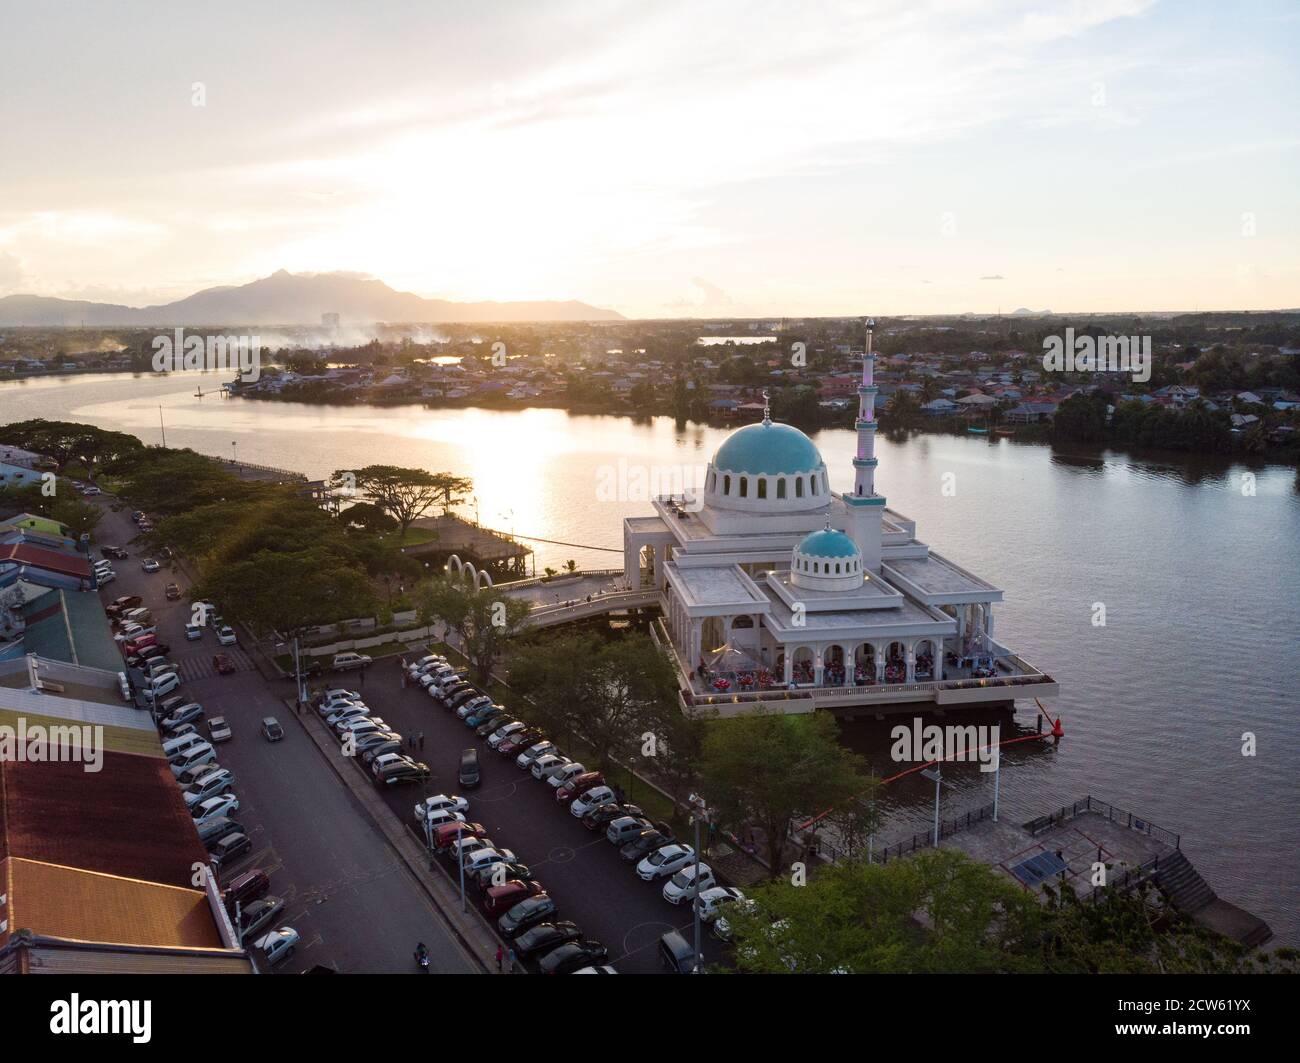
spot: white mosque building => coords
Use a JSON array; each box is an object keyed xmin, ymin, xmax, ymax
[{"xmin": 622, "ymin": 322, "xmax": 1057, "ymax": 716}]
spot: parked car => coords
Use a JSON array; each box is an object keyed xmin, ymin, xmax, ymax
[
  {"xmin": 431, "ymin": 820, "xmax": 485, "ymax": 851},
  {"xmin": 465, "ymin": 704, "xmax": 505, "ymax": 728},
  {"xmin": 538, "ymin": 940, "xmax": 609, "ymax": 975},
  {"xmin": 463, "ymin": 848, "xmax": 518, "ymax": 879},
  {"xmin": 212, "ymin": 653, "xmax": 236, "ymax": 675},
  {"xmin": 261, "ymin": 717, "xmax": 284, "ymax": 741},
  {"xmin": 455, "ymin": 695, "xmax": 494, "ymax": 719},
  {"xmin": 659, "ymin": 930, "xmax": 697, "ymax": 974},
  {"xmin": 95, "ymin": 569, "xmax": 117, "ymax": 585},
  {"xmin": 487, "ymin": 722, "xmax": 527, "ymax": 750},
  {"xmin": 531, "ymin": 754, "xmax": 572, "ymax": 781},
  {"xmin": 183, "ymin": 768, "xmax": 236, "ymax": 805},
  {"xmin": 141, "ymin": 672, "xmax": 182, "ymax": 703},
  {"xmin": 458, "ymin": 747, "xmax": 481, "ymax": 788},
  {"xmin": 170, "ymin": 744, "xmax": 217, "ymax": 777},
  {"xmin": 141, "ymin": 558, "xmax": 161, "ymax": 572},
  {"xmin": 358, "ymin": 735, "xmax": 404, "ymax": 763},
  {"xmin": 636, "ymin": 843, "xmax": 696, "ymax": 881},
  {"xmin": 583, "ymin": 803, "xmax": 642, "ymax": 831},
  {"xmin": 160, "ymin": 703, "xmax": 205, "ymax": 731},
  {"xmin": 371, "ymin": 755, "xmax": 429, "ymax": 786},
  {"xmin": 165, "ymin": 582, "xmax": 182, "ymax": 600},
  {"xmin": 697, "ymin": 886, "xmax": 746, "ymax": 923},
  {"xmin": 185, "ymin": 623, "xmax": 202, "ymax": 641},
  {"xmin": 662, "ymin": 863, "xmax": 716, "ymax": 905},
  {"xmin": 101, "ymin": 546, "xmax": 129, "ymax": 560},
  {"xmin": 497, "ymin": 895, "xmax": 558, "ymax": 939},
  {"xmin": 483, "ymin": 879, "xmax": 545, "ymax": 916},
  {"xmin": 606, "ymin": 816, "xmax": 654, "ymax": 846},
  {"xmin": 207, "ymin": 716, "xmax": 233, "ymax": 743},
  {"xmin": 192, "ymin": 793, "xmax": 241, "ymax": 824},
  {"xmin": 515, "ymin": 741, "xmax": 558, "ymax": 770},
  {"xmin": 222, "ymin": 868, "xmax": 270, "ymax": 908},
  {"xmin": 470, "ymin": 861, "xmax": 533, "ymax": 892},
  {"xmin": 555, "ymin": 771, "xmax": 605, "ymax": 806},
  {"xmin": 216, "ymin": 626, "xmax": 238, "ymax": 646},
  {"xmin": 162, "ymin": 730, "xmax": 207, "ymax": 757},
  {"xmin": 498, "ymin": 729, "xmax": 546, "ymax": 757},
  {"xmin": 515, "ymin": 921, "xmax": 582, "ymax": 959},
  {"xmin": 209, "ymin": 834, "xmax": 253, "ymax": 873},
  {"xmin": 546, "ymin": 762, "xmax": 587, "ymax": 790},
  {"xmin": 474, "ymin": 715, "xmax": 514, "ymax": 738},
  {"xmin": 252, "ymin": 926, "xmax": 298, "ymax": 965},
  {"xmin": 332, "ymin": 652, "xmax": 371, "ymax": 671},
  {"xmin": 569, "ymin": 786, "xmax": 617, "ymax": 818},
  {"xmin": 105, "ymin": 594, "xmax": 142, "ymax": 616},
  {"xmin": 196, "ymin": 815, "xmax": 245, "ymax": 844},
  {"xmin": 414, "ymin": 793, "xmax": 469, "ymax": 820},
  {"xmin": 238, "ymin": 895, "xmax": 286, "ymax": 940},
  {"xmin": 175, "ymin": 761, "xmax": 223, "ymax": 789}
]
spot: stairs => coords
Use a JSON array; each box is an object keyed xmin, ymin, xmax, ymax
[{"xmin": 1154, "ymin": 850, "xmax": 1216, "ymax": 913}]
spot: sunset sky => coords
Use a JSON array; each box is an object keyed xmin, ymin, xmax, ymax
[{"xmin": 1, "ymin": 0, "xmax": 1296, "ymax": 318}]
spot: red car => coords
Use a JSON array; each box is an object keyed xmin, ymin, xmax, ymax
[
  {"xmin": 432, "ymin": 820, "xmax": 487, "ymax": 852},
  {"xmin": 124, "ymin": 635, "xmax": 158, "ymax": 654},
  {"xmin": 498, "ymin": 730, "xmax": 546, "ymax": 757},
  {"xmin": 223, "ymin": 868, "xmax": 270, "ymax": 907},
  {"xmin": 555, "ymin": 771, "xmax": 605, "ymax": 806},
  {"xmin": 213, "ymin": 653, "xmax": 236, "ymax": 675},
  {"xmin": 482, "ymin": 879, "xmax": 545, "ymax": 916}
]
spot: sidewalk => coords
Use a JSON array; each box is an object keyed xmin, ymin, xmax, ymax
[{"xmin": 285, "ymin": 696, "xmax": 511, "ymax": 974}]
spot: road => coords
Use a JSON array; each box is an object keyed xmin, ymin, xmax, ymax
[{"xmin": 92, "ymin": 498, "xmax": 478, "ymax": 975}]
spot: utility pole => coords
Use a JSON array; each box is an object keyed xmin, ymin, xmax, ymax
[{"xmin": 159, "ymin": 406, "xmax": 166, "ymax": 448}]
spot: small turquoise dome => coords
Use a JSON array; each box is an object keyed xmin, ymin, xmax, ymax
[
  {"xmin": 797, "ymin": 527, "xmax": 859, "ymax": 559},
  {"xmin": 713, "ymin": 421, "xmax": 823, "ymax": 475}
]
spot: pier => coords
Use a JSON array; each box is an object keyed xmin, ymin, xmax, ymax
[{"xmin": 402, "ymin": 513, "xmax": 532, "ymax": 579}]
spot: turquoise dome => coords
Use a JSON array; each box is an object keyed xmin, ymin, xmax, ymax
[
  {"xmin": 797, "ymin": 527, "xmax": 859, "ymax": 559},
  {"xmin": 713, "ymin": 421, "xmax": 823, "ymax": 475}
]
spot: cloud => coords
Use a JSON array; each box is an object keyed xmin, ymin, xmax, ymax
[
  {"xmin": 980, "ymin": 275, "xmax": 1005, "ymax": 281},
  {"xmin": 0, "ymin": 252, "xmax": 25, "ymax": 294}
]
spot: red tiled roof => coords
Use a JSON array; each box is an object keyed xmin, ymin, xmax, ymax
[{"xmin": 0, "ymin": 542, "xmax": 91, "ymax": 579}]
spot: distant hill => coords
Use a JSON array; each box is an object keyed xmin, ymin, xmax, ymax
[{"xmin": 0, "ymin": 270, "xmax": 624, "ymax": 326}]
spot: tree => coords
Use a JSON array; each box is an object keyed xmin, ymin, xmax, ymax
[
  {"xmin": 335, "ymin": 465, "xmax": 472, "ymax": 541},
  {"xmin": 418, "ymin": 576, "xmax": 530, "ymax": 683},
  {"xmin": 700, "ymin": 709, "xmax": 869, "ymax": 877}
]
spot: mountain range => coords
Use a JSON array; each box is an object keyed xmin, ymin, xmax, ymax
[{"xmin": 0, "ymin": 270, "xmax": 624, "ymax": 326}]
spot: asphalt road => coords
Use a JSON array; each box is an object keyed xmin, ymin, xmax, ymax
[
  {"xmin": 343, "ymin": 658, "xmax": 727, "ymax": 974},
  {"xmin": 91, "ymin": 499, "xmax": 478, "ymax": 975}
]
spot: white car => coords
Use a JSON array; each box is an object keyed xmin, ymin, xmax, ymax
[
  {"xmin": 531, "ymin": 754, "xmax": 571, "ymax": 781},
  {"xmin": 662, "ymin": 863, "xmax": 716, "ymax": 905},
  {"xmin": 637, "ymin": 843, "xmax": 696, "ymax": 881},
  {"xmin": 570, "ymin": 785, "xmax": 617, "ymax": 818},
  {"xmin": 95, "ymin": 569, "xmax": 117, "ymax": 584},
  {"xmin": 546, "ymin": 761, "xmax": 586, "ymax": 789},
  {"xmin": 322, "ymin": 687, "xmax": 361, "ymax": 701},
  {"xmin": 448, "ymin": 836, "xmax": 493, "ymax": 863},
  {"xmin": 696, "ymin": 886, "xmax": 746, "ymax": 922},
  {"xmin": 516, "ymin": 741, "xmax": 558, "ymax": 770},
  {"xmin": 325, "ymin": 705, "xmax": 370, "ymax": 725},
  {"xmin": 191, "ymin": 793, "xmax": 241, "ymax": 823},
  {"xmin": 332, "ymin": 652, "xmax": 372, "ymax": 671},
  {"xmin": 420, "ymin": 807, "xmax": 467, "ymax": 830},
  {"xmin": 216, "ymin": 626, "xmax": 238, "ymax": 646},
  {"xmin": 414, "ymin": 794, "xmax": 469, "ymax": 820},
  {"xmin": 141, "ymin": 559, "xmax": 161, "ymax": 572},
  {"xmin": 487, "ymin": 722, "xmax": 526, "ymax": 749},
  {"xmin": 462, "ymin": 848, "xmax": 516, "ymax": 876},
  {"xmin": 455, "ymin": 695, "xmax": 493, "ymax": 719},
  {"xmin": 185, "ymin": 623, "xmax": 202, "ymax": 641},
  {"xmin": 253, "ymin": 926, "xmax": 299, "ymax": 965}
]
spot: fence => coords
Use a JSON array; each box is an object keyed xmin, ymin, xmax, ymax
[
  {"xmin": 868, "ymin": 802, "xmax": 998, "ymax": 865},
  {"xmin": 1026, "ymin": 795, "xmax": 1180, "ymax": 850}
]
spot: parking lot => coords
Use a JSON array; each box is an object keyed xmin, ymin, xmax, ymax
[
  {"xmin": 91, "ymin": 499, "xmax": 479, "ymax": 975},
  {"xmin": 321, "ymin": 656, "xmax": 730, "ymax": 974}
]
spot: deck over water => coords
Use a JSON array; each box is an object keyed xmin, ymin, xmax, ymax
[{"xmin": 406, "ymin": 514, "xmax": 532, "ymax": 566}]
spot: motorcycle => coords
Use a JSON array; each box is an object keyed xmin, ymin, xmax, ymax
[{"xmin": 415, "ymin": 944, "xmax": 430, "ymax": 972}]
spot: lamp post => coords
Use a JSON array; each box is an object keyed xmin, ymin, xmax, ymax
[
  {"xmin": 231, "ymin": 440, "xmax": 238, "ymax": 467},
  {"xmin": 687, "ymin": 793, "xmax": 710, "ymax": 973}
]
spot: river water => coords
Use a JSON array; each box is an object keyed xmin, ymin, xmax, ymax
[{"xmin": 4, "ymin": 369, "xmax": 1296, "ymax": 943}]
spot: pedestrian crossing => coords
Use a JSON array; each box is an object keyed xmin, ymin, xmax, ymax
[{"xmin": 174, "ymin": 646, "xmax": 256, "ymax": 681}]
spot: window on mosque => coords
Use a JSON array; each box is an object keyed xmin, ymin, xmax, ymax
[
  {"xmin": 723, "ymin": 475, "xmax": 731, "ymax": 494},
  {"xmin": 795, "ymin": 478, "xmax": 804, "ymax": 498},
  {"xmin": 739, "ymin": 477, "xmax": 748, "ymax": 497},
  {"xmin": 810, "ymin": 476, "xmax": 819, "ymax": 496},
  {"xmin": 777, "ymin": 478, "xmax": 787, "ymax": 499},
  {"xmin": 757, "ymin": 478, "xmax": 767, "ymax": 499}
]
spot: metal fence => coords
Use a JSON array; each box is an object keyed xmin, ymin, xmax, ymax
[
  {"xmin": 1026, "ymin": 795, "xmax": 1181, "ymax": 850},
  {"xmin": 864, "ymin": 802, "xmax": 999, "ymax": 865}
]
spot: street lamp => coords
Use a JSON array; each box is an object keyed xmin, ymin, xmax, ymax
[
  {"xmin": 687, "ymin": 792, "xmax": 711, "ymax": 973},
  {"xmin": 231, "ymin": 440, "xmax": 238, "ymax": 466}
]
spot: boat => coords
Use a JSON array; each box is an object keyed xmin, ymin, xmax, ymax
[{"xmin": 967, "ymin": 426, "xmax": 989, "ymax": 435}]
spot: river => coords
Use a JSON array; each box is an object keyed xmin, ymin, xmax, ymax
[{"xmin": 3, "ymin": 369, "xmax": 1296, "ymax": 943}]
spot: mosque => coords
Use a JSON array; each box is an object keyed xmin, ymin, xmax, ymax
[{"xmin": 622, "ymin": 322, "xmax": 1057, "ymax": 716}]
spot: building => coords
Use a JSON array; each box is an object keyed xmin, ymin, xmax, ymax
[{"xmin": 623, "ymin": 321, "xmax": 1056, "ymax": 716}]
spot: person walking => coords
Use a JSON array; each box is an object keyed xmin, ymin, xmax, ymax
[{"xmin": 495, "ymin": 944, "xmax": 504, "ymax": 972}]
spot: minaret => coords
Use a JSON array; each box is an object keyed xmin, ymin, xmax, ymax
[{"xmin": 841, "ymin": 317, "xmax": 886, "ymax": 572}]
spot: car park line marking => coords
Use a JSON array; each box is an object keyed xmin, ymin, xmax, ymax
[{"xmin": 615, "ymin": 921, "xmax": 680, "ymax": 965}]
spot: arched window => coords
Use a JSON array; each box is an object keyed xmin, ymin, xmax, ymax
[
  {"xmin": 835, "ymin": 563, "xmax": 841, "ymax": 574},
  {"xmin": 813, "ymin": 561, "xmax": 819, "ymax": 574},
  {"xmin": 757, "ymin": 478, "xmax": 767, "ymax": 499},
  {"xmin": 795, "ymin": 478, "xmax": 804, "ymax": 498},
  {"xmin": 810, "ymin": 475, "xmax": 819, "ymax": 496},
  {"xmin": 723, "ymin": 474, "xmax": 731, "ymax": 494},
  {"xmin": 739, "ymin": 476, "xmax": 748, "ymax": 498},
  {"xmin": 776, "ymin": 478, "xmax": 787, "ymax": 499}
]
